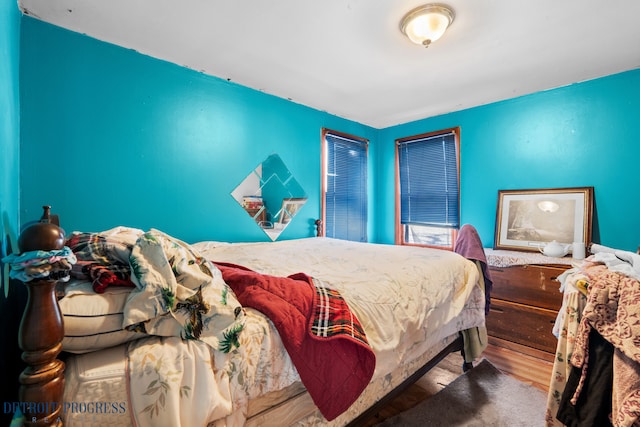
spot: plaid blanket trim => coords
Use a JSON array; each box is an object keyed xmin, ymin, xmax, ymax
[
  {"xmin": 311, "ymin": 279, "xmax": 369, "ymax": 346},
  {"xmin": 66, "ymin": 233, "xmax": 135, "ymax": 293}
]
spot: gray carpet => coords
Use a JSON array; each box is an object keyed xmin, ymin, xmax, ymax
[{"xmin": 378, "ymin": 359, "xmax": 547, "ymax": 427}]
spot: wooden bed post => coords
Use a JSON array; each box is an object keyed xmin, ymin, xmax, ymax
[{"xmin": 17, "ymin": 206, "xmax": 66, "ymax": 426}]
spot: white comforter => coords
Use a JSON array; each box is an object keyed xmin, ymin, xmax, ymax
[{"xmin": 194, "ymin": 238, "xmax": 483, "ymax": 384}]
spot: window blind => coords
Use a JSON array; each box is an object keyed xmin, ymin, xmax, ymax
[
  {"xmin": 324, "ymin": 133, "xmax": 368, "ymax": 242},
  {"xmin": 397, "ymin": 131, "xmax": 459, "ymax": 228}
]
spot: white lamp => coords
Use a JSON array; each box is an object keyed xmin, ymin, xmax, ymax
[{"xmin": 400, "ymin": 4, "xmax": 455, "ymax": 47}]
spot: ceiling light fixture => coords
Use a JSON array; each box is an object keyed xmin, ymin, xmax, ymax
[{"xmin": 400, "ymin": 3, "xmax": 455, "ymax": 48}]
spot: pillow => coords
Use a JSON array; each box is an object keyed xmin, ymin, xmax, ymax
[{"xmin": 59, "ymin": 280, "xmax": 144, "ymax": 353}]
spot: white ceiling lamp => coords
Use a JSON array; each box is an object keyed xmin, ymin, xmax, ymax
[{"xmin": 400, "ymin": 4, "xmax": 455, "ymax": 47}]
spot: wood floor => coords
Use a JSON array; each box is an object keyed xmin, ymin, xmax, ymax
[{"xmin": 358, "ymin": 342, "xmax": 553, "ymax": 426}]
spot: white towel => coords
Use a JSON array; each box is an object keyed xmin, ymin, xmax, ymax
[{"xmin": 590, "ymin": 243, "xmax": 640, "ymax": 281}]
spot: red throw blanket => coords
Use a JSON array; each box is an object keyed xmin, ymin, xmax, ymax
[{"xmin": 214, "ymin": 262, "xmax": 376, "ymax": 421}]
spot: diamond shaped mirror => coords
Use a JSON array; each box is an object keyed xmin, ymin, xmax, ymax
[{"xmin": 231, "ymin": 154, "xmax": 307, "ymax": 240}]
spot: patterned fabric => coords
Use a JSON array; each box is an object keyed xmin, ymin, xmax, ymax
[
  {"xmin": 215, "ymin": 262, "xmax": 376, "ymax": 421},
  {"xmin": 484, "ymin": 248, "xmax": 575, "ymax": 268},
  {"xmin": 569, "ymin": 264, "xmax": 640, "ymax": 426},
  {"xmin": 117, "ymin": 230, "xmax": 247, "ymax": 426},
  {"xmin": 2, "ymin": 246, "xmax": 76, "ymax": 282},
  {"xmin": 546, "ymin": 261, "xmax": 640, "ymax": 427},
  {"xmin": 127, "ymin": 336, "xmax": 234, "ymax": 426},
  {"xmin": 122, "ymin": 302, "xmax": 303, "ymax": 427},
  {"xmin": 311, "ymin": 279, "xmax": 368, "ymax": 346},
  {"xmin": 66, "ymin": 232, "xmax": 136, "ymax": 293},
  {"xmin": 545, "ymin": 285, "xmax": 587, "ymax": 426},
  {"xmin": 124, "ymin": 230, "xmax": 245, "ymax": 352}
]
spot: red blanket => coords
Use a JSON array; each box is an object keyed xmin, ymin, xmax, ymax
[{"xmin": 214, "ymin": 262, "xmax": 376, "ymax": 421}]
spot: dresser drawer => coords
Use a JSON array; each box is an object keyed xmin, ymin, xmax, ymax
[
  {"xmin": 486, "ymin": 298, "xmax": 558, "ymax": 354},
  {"xmin": 489, "ymin": 264, "xmax": 566, "ymax": 311}
]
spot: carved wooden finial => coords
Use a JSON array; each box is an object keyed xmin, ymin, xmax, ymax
[
  {"xmin": 315, "ymin": 219, "xmax": 323, "ymax": 237},
  {"xmin": 18, "ymin": 206, "xmax": 65, "ymax": 253}
]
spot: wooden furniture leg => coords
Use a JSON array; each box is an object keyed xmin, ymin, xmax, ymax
[
  {"xmin": 18, "ymin": 279, "xmax": 65, "ymax": 426},
  {"xmin": 16, "ymin": 206, "xmax": 66, "ymax": 426}
]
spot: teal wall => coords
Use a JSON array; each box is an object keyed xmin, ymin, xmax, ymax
[
  {"xmin": 18, "ymin": 17, "xmax": 640, "ymax": 251},
  {"xmin": 19, "ymin": 18, "xmax": 378, "ymax": 243},
  {"xmin": 377, "ymin": 69, "xmax": 640, "ymax": 251},
  {"xmin": 1, "ymin": 1, "xmax": 23, "ymax": 420},
  {"xmin": 1, "ymin": 0, "xmax": 21, "ymax": 273}
]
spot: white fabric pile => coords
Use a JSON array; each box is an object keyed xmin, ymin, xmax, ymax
[{"xmin": 590, "ymin": 243, "xmax": 640, "ymax": 281}]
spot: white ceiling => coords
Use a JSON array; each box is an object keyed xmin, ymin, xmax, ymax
[{"xmin": 18, "ymin": 0, "xmax": 640, "ymax": 128}]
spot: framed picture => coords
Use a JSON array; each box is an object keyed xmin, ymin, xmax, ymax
[
  {"xmin": 278, "ymin": 197, "xmax": 307, "ymax": 225},
  {"xmin": 494, "ymin": 187, "xmax": 594, "ymax": 252}
]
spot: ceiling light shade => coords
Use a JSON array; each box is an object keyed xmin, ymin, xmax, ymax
[{"xmin": 400, "ymin": 4, "xmax": 455, "ymax": 47}]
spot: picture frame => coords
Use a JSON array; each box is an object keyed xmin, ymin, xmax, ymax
[
  {"xmin": 278, "ymin": 197, "xmax": 306, "ymax": 225},
  {"xmin": 494, "ymin": 187, "xmax": 594, "ymax": 252}
]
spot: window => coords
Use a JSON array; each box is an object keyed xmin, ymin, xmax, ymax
[
  {"xmin": 321, "ymin": 129, "xmax": 368, "ymax": 242},
  {"xmin": 396, "ymin": 127, "xmax": 460, "ymax": 249}
]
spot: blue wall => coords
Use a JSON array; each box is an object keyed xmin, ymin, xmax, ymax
[
  {"xmin": 1, "ymin": 1, "xmax": 23, "ymax": 420},
  {"xmin": 18, "ymin": 17, "xmax": 640, "ymax": 251},
  {"xmin": 377, "ymin": 69, "xmax": 640, "ymax": 251},
  {"xmin": 0, "ymin": 0, "xmax": 21, "ymax": 274},
  {"xmin": 19, "ymin": 18, "xmax": 378, "ymax": 243}
]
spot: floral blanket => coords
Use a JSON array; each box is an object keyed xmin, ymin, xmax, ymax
[
  {"xmin": 215, "ymin": 262, "xmax": 376, "ymax": 421},
  {"xmin": 64, "ymin": 228, "xmax": 249, "ymax": 426},
  {"xmin": 122, "ymin": 229, "xmax": 245, "ymax": 351}
]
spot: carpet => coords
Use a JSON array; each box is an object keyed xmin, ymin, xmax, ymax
[{"xmin": 377, "ymin": 359, "xmax": 548, "ymax": 427}]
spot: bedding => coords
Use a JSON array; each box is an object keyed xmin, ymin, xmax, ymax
[
  {"xmin": 11, "ymin": 224, "xmax": 486, "ymax": 427},
  {"xmin": 62, "ymin": 307, "xmax": 300, "ymax": 427},
  {"xmin": 214, "ymin": 262, "xmax": 376, "ymax": 421},
  {"xmin": 194, "ymin": 237, "xmax": 484, "ymax": 379},
  {"xmin": 62, "ymin": 330, "xmax": 465, "ymax": 427}
]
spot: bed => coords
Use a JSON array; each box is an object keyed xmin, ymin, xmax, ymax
[{"xmin": 8, "ymin": 207, "xmax": 489, "ymax": 427}]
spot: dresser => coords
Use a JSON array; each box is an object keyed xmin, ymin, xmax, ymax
[{"xmin": 484, "ymin": 249, "xmax": 574, "ymax": 361}]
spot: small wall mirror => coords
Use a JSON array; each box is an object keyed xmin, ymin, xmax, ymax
[{"xmin": 231, "ymin": 154, "xmax": 307, "ymax": 240}]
